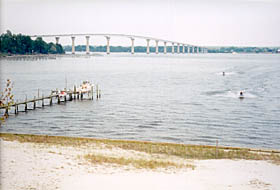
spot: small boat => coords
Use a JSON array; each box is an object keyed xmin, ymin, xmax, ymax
[
  {"xmin": 78, "ymin": 81, "xmax": 93, "ymax": 93},
  {"xmin": 58, "ymin": 90, "xmax": 67, "ymax": 97}
]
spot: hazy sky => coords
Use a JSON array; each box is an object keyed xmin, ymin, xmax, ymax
[{"xmin": 1, "ymin": 0, "xmax": 280, "ymax": 46}]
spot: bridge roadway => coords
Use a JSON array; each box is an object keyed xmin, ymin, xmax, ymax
[{"xmin": 30, "ymin": 33, "xmax": 208, "ymax": 55}]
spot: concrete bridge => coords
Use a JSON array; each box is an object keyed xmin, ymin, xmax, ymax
[{"xmin": 31, "ymin": 33, "xmax": 208, "ymax": 55}]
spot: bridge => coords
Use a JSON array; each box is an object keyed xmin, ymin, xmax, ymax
[{"xmin": 31, "ymin": 33, "xmax": 208, "ymax": 55}]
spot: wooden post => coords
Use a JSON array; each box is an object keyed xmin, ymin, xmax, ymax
[
  {"xmin": 25, "ymin": 96, "xmax": 28, "ymax": 112},
  {"xmin": 58, "ymin": 95, "xmax": 60, "ymax": 104},
  {"xmin": 33, "ymin": 96, "xmax": 36, "ymax": 109},
  {"xmin": 42, "ymin": 95, "xmax": 44, "ymax": 107},
  {"xmin": 99, "ymin": 90, "xmax": 101, "ymax": 99},
  {"xmin": 96, "ymin": 84, "xmax": 99, "ymax": 99},
  {"xmin": 91, "ymin": 86, "xmax": 94, "ymax": 100},
  {"xmin": 5, "ymin": 107, "xmax": 9, "ymax": 116},
  {"xmin": 81, "ymin": 93, "xmax": 83, "ymax": 100},
  {"xmin": 74, "ymin": 85, "xmax": 77, "ymax": 100},
  {"xmin": 215, "ymin": 140, "xmax": 218, "ymax": 159},
  {"xmin": 64, "ymin": 95, "xmax": 67, "ymax": 102}
]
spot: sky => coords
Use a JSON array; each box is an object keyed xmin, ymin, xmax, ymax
[{"xmin": 1, "ymin": 0, "xmax": 280, "ymax": 46}]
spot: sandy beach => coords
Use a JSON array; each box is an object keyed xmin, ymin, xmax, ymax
[{"xmin": 0, "ymin": 135, "xmax": 280, "ymax": 190}]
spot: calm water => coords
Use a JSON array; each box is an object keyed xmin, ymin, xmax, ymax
[{"xmin": 1, "ymin": 53, "xmax": 280, "ymax": 149}]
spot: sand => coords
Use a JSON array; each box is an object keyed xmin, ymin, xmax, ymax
[{"xmin": 1, "ymin": 138, "xmax": 279, "ymax": 190}]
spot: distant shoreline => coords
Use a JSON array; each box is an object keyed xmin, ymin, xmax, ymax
[{"xmin": 0, "ymin": 53, "xmax": 103, "ymax": 60}]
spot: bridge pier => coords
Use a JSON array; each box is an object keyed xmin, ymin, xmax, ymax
[
  {"xmin": 182, "ymin": 44, "xmax": 185, "ymax": 53},
  {"xmin": 187, "ymin": 46, "xmax": 190, "ymax": 53},
  {"xmin": 106, "ymin": 36, "xmax": 110, "ymax": 54},
  {"xmin": 55, "ymin": 37, "xmax": 60, "ymax": 44},
  {"xmin": 197, "ymin": 47, "xmax": 199, "ymax": 53},
  {"xmin": 155, "ymin": 40, "xmax": 159, "ymax": 54},
  {"xmin": 146, "ymin": 39, "xmax": 150, "ymax": 54},
  {"xmin": 177, "ymin": 43, "xmax": 180, "ymax": 54},
  {"xmin": 131, "ymin": 38, "xmax": 135, "ymax": 54},
  {"xmin": 86, "ymin": 36, "xmax": 90, "ymax": 54},
  {"xmin": 164, "ymin": 42, "xmax": 167, "ymax": 54},
  {"xmin": 172, "ymin": 43, "xmax": 175, "ymax": 54},
  {"xmin": 71, "ymin": 36, "xmax": 75, "ymax": 54}
]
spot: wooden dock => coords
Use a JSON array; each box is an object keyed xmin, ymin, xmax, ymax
[{"xmin": 0, "ymin": 85, "xmax": 101, "ymax": 116}]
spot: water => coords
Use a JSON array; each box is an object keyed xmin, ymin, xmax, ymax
[{"xmin": 1, "ymin": 53, "xmax": 280, "ymax": 149}]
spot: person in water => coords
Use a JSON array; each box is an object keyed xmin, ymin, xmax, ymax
[{"xmin": 240, "ymin": 91, "xmax": 244, "ymax": 97}]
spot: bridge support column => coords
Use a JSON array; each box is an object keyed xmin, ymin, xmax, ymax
[
  {"xmin": 197, "ymin": 47, "xmax": 199, "ymax": 53},
  {"xmin": 146, "ymin": 39, "xmax": 150, "ymax": 54},
  {"xmin": 187, "ymin": 46, "xmax": 190, "ymax": 53},
  {"xmin": 86, "ymin": 36, "xmax": 90, "ymax": 54},
  {"xmin": 71, "ymin": 36, "xmax": 75, "ymax": 54},
  {"xmin": 155, "ymin": 40, "xmax": 159, "ymax": 54},
  {"xmin": 182, "ymin": 44, "xmax": 185, "ymax": 53},
  {"xmin": 192, "ymin": 46, "xmax": 195, "ymax": 53},
  {"xmin": 172, "ymin": 43, "xmax": 174, "ymax": 54},
  {"xmin": 131, "ymin": 38, "xmax": 135, "ymax": 54},
  {"xmin": 55, "ymin": 37, "xmax": 60, "ymax": 44},
  {"xmin": 164, "ymin": 42, "xmax": 167, "ymax": 54},
  {"xmin": 177, "ymin": 43, "xmax": 180, "ymax": 54},
  {"xmin": 106, "ymin": 36, "xmax": 110, "ymax": 54}
]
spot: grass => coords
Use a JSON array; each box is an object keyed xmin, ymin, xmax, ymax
[
  {"xmin": 1, "ymin": 133, "xmax": 280, "ymax": 166},
  {"xmin": 84, "ymin": 154, "xmax": 194, "ymax": 169}
]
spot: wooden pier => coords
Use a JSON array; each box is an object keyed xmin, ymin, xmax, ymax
[{"xmin": 0, "ymin": 85, "xmax": 101, "ymax": 117}]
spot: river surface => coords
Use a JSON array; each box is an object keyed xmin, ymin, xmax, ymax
[{"xmin": 1, "ymin": 53, "xmax": 280, "ymax": 149}]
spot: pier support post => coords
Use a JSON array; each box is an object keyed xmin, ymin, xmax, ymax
[
  {"xmin": 187, "ymin": 46, "xmax": 190, "ymax": 53},
  {"xmin": 5, "ymin": 107, "xmax": 8, "ymax": 116},
  {"xmin": 155, "ymin": 40, "xmax": 159, "ymax": 54},
  {"xmin": 182, "ymin": 44, "xmax": 185, "ymax": 53},
  {"xmin": 192, "ymin": 46, "xmax": 194, "ymax": 53},
  {"xmin": 50, "ymin": 96, "xmax": 53, "ymax": 106},
  {"xmin": 33, "ymin": 96, "xmax": 36, "ymax": 109},
  {"xmin": 74, "ymin": 85, "xmax": 77, "ymax": 100},
  {"xmin": 146, "ymin": 39, "xmax": 150, "ymax": 54},
  {"xmin": 16, "ymin": 104, "xmax": 18, "ymax": 114},
  {"xmin": 42, "ymin": 95, "xmax": 44, "ymax": 107},
  {"xmin": 172, "ymin": 43, "xmax": 175, "ymax": 54},
  {"xmin": 64, "ymin": 95, "xmax": 67, "ymax": 102},
  {"xmin": 58, "ymin": 95, "xmax": 60, "ymax": 104},
  {"xmin": 177, "ymin": 43, "xmax": 180, "ymax": 53},
  {"xmin": 55, "ymin": 37, "xmax": 60, "ymax": 44},
  {"xmin": 81, "ymin": 93, "xmax": 83, "ymax": 100},
  {"xmin": 71, "ymin": 36, "xmax": 75, "ymax": 54},
  {"xmin": 131, "ymin": 38, "xmax": 135, "ymax": 54},
  {"xmin": 86, "ymin": 36, "xmax": 90, "ymax": 54},
  {"xmin": 106, "ymin": 36, "xmax": 110, "ymax": 54},
  {"xmin": 164, "ymin": 42, "xmax": 167, "ymax": 54},
  {"xmin": 197, "ymin": 47, "xmax": 199, "ymax": 53},
  {"xmin": 91, "ymin": 86, "xmax": 94, "ymax": 100},
  {"xmin": 96, "ymin": 84, "xmax": 99, "ymax": 99}
]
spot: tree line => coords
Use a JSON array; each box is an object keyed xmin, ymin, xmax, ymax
[{"xmin": 0, "ymin": 30, "xmax": 65, "ymax": 55}]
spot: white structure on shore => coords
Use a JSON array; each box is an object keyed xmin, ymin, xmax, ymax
[{"xmin": 31, "ymin": 33, "xmax": 208, "ymax": 55}]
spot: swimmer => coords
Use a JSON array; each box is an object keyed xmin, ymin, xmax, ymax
[{"xmin": 239, "ymin": 91, "xmax": 244, "ymax": 99}]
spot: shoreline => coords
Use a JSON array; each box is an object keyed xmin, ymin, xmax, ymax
[
  {"xmin": 1, "ymin": 133, "xmax": 280, "ymax": 190},
  {"xmin": 1, "ymin": 132, "xmax": 279, "ymax": 154}
]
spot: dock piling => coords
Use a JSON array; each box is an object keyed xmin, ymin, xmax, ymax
[{"xmin": 33, "ymin": 96, "xmax": 36, "ymax": 109}]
